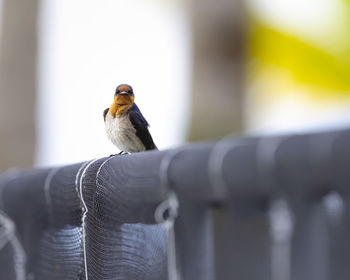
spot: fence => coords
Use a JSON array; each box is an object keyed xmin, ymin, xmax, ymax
[{"xmin": 1, "ymin": 128, "xmax": 350, "ymax": 280}]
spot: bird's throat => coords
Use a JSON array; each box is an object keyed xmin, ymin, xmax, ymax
[{"xmin": 110, "ymin": 95, "xmax": 134, "ymax": 117}]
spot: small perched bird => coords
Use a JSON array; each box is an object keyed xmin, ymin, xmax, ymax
[{"xmin": 103, "ymin": 84, "xmax": 158, "ymax": 153}]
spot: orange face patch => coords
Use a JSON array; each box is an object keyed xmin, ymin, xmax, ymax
[
  {"xmin": 109, "ymin": 95, "xmax": 135, "ymax": 116},
  {"xmin": 115, "ymin": 95, "xmax": 134, "ymax": 105},
  {"xmin": 117, "ymin": 85, "xmax": 132, "ymax": 93}
]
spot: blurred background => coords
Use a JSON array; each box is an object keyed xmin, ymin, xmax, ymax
[{"xmin": 0, "ymin": 0, "xmax": 349, "ymax": 171}]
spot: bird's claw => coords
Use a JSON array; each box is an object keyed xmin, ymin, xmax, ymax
[{"xmin": 109, "ymin": 151, "xmax": 128, "ymax": 157}]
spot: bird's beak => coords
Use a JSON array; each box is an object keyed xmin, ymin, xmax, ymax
[{"xmin": 119, "ymin": 91, "xmax": 129, "ymax": 95}]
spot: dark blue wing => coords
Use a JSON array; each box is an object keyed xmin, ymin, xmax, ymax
[
  {"xmin": 128, "ymin": 104, "xmax": 158, "ymax": 150},
  {"xmin": 103, "ymin": 108, "xmax": 109, "ymax": 121}
]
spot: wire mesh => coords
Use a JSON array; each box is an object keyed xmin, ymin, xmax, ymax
[{"xmin": 0, "ymin": 129, "xmax": 350, "ymax": 279}]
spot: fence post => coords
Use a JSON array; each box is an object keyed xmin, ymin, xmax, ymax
[{"xmin": 0, "ymin": 0, "xmax": 39, "ymax": 172}]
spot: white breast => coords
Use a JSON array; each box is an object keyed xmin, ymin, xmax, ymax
[{"xmin": 104, "ymin": 112, "xmax": 145, "ymax": 153}]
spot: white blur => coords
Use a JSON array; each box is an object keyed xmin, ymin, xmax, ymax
[{"xmin": 35, "ymin": 0, "xmax": 191, "ymax": 166}]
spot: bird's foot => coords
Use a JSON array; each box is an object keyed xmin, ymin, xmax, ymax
[{"xmin": 109, "ymin": 151, "xmax": 128, "ymax": 157}]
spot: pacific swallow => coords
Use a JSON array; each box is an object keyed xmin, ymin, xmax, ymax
[{"xmin": 103, "ymin": 84, "xmax": 158, "ymax": 153}]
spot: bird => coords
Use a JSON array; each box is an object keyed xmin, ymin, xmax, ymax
[{"xmin": 103, "ymin": 84, "xmax": 158, "ymax": 154}]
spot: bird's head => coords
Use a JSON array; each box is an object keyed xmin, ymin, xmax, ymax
[
  {"xmin": 110, "ymin": 84, "xmax": 135, "ymax": 116},
  {"xmin": 115, "ymin": 84, "xmax": 134, "ymax": 97},
  {"xmin": 114, "ymin": 84, "xmax": 134, "ymax": 105}
]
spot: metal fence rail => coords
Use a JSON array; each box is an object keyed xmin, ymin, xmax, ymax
[{"xmin": 1, "ymin": 128, "xmax": 350, "ymax": 280}]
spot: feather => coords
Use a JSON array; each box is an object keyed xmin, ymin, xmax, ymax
[
  {"xmin": 128, "ymin": 104, "xmax": 157, "ymax": 150},
  {"xmin": 103, "ymin": 108, "xmax": 109, "ymax": 121}
]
